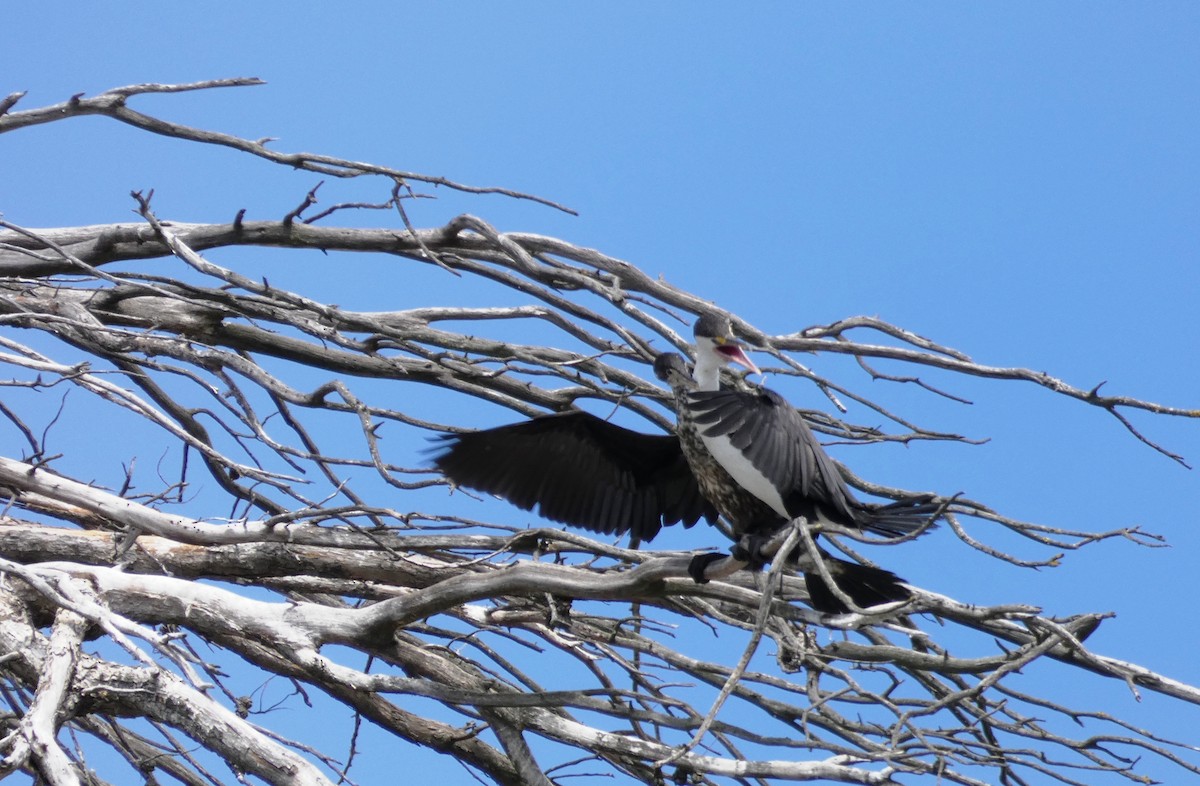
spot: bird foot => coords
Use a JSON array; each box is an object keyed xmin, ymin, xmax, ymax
[
  {"xmin": 688, "ymin": 552, "xmax": 749, "ymax": 583},
  {"xmin": 687, "ymin": 553, "xmax": 723, "ymax": 583},
  {"xmin": 733, "ymin": 530, "xmax": 794, "ymax": 564}
]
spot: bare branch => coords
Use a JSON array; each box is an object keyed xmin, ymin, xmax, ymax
[
  {"xmin": 0, "ymin": 80, "xmax": 576, "ymax": 214},
  {"xmin": 0, "ymin": 78, "xmax": 1195, "ymax": 786}
]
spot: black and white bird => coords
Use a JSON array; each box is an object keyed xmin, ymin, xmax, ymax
[
  {"xmin": 430, "ymin": 315, "xmax": 936, "ymax": 612},
  {"xmin": 687, "ymin": 316, "xmax": 936, "ymax": 534}
]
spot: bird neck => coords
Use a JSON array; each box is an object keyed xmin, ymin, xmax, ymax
[{"xmin": 692, "ymin": 346, "xmax": 723, "ymax": 391}]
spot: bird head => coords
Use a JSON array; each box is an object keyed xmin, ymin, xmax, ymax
[
  {"xmin": 653, "ymin": 352, "xmax": 691, "ymax": 383},
  {"xmin": 693, "ymin": 314, "xmax": 759, "ymax": 376}
]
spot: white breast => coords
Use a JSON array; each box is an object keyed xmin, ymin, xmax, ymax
[{"xmin": 699, "ymin": 430, "xmax": 790, "ymax": 519}]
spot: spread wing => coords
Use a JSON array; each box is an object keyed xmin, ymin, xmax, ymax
[{"xmin": 429, "ymin": 410, "xmax": 717, "ymax": 541}]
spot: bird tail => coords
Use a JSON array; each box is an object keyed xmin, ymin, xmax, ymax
[
  {"xmin": 803, "ymin": 557, "xmax": 912, "ymax": 614},
  {"xmin": 855, "ymin": 494, "xmax": 943, "ymax": 539}
]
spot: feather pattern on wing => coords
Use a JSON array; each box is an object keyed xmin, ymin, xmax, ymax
[{"xmin": 430, "ymin": 410, "xmax": 717, "ymax": 541}]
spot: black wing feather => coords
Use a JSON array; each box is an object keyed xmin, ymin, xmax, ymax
[
  {"xmin": 688, "ymin": 388, "xmax": 934, "ymax": 537},
  {"xmin": 429, "ymin": 410, "xmax": 717, "ymax": 541},
  {"xmin": 687, "ymin": 388, "xmax": 860, "ymax": 526}
]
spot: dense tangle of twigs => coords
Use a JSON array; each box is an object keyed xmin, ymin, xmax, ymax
[{"xmin": 0, "ymin": 80, "xmax": 1196, "ymax": 786}]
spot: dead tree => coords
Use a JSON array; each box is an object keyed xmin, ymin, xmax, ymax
[{"xmin": 0, "ymin": 79, "xmax": 1197, "ymax": 786}]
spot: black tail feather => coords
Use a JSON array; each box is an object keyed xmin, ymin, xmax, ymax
[
  {"xmin": 804, "ymin": 557, "xmax": 911, "ymax": 614},
  {"xmin": 856, "ymin": 494, "xmax": 943, "ymax": 539}
]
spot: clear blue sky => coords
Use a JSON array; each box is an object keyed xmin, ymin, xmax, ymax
[{"xmin": 3, "ymin": 4, "xmax": 1199, "ymax": 784}]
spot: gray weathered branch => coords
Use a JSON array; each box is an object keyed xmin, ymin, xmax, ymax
[{"xmin": 1, "ymin": 79, "xmax": 1196, "ymax": 786}]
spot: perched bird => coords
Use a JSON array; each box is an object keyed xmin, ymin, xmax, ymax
[
  {"xmin": 686, "ymin": 316, "xmax": 936, "ymax": 536},
  {"xmin": 430, "ymin": 315, "xmax": 936, "ymax": 612},
  {"xmin": 655, "ymin": 337, "xmax": 931, "ymax": 612}
]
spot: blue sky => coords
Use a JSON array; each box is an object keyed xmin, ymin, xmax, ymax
[{"xmin": 3, "ymin": 4, "xmax": 1199, "ymax": 784}]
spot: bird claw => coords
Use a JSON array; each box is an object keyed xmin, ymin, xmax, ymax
[
  {"xmin": 688, "ymin": 551, "xmax": 750, "ymax": 583},
  {"xmin": 687, "ymin": 552, "xmax": 725, "ymax": 583},
  {"xmin": 733, "ymin": 530, "xmax": 793, "ymax": 564}
]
